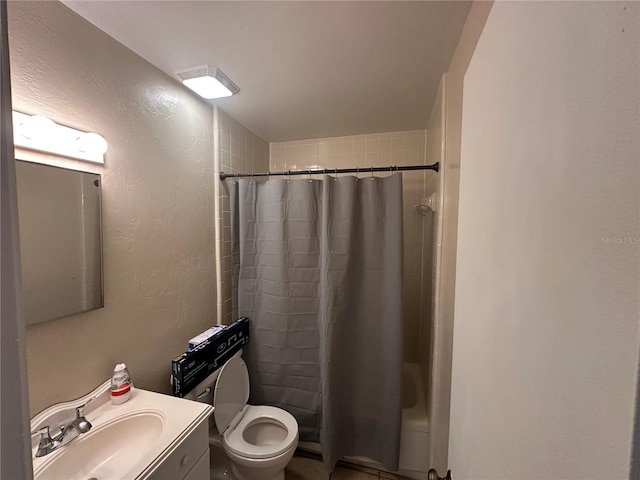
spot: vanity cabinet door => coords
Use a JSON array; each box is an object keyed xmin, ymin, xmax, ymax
[
  {"xmin": 146, "ymin": 421, "xmax": 209, "ymax": 480},
  {"xmin": 182, "ymin": 450, "xmax": 210, "ymax": 480}
]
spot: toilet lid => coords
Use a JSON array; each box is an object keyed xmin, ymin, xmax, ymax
[{"xmin": 213, "ymin": 356, "xmax": 250, "ymax": 434}]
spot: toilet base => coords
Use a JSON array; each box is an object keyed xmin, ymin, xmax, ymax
[
  {"xmin": 228, "ymin": 462, "xmax": 285, "ymax": 480},
  {"xmin": 222, "ymin": 442, "xmax": 296, "ymax": 480},
  {"xmin": 208, "ymin": 436, "xmax": 294, "ymax": 480}
]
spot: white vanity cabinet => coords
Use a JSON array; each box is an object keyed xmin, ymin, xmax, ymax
[{"xmin": 30, "ymin": 381, "xmax": 213, "ymax": 480}]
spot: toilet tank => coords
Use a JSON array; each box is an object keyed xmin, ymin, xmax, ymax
[{"xmin": 183, "ymin": 350, "xmax": 243, "ymax": 404}]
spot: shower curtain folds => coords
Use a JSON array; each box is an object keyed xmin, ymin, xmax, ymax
[{"xmin": 230, "ymin": 174, "xmax": 404, "ymax": 473}]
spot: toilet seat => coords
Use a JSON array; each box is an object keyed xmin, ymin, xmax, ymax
[
  {"xmin": 222, "ymin": 405, "xmax": 298, "ymax": 459},
  {"xmin": 214, "ymin": 357, "xmax": 299, "ymax": 460}
]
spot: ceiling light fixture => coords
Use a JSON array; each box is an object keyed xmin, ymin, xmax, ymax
[
  {"xmin": 176, "ymin": 66, "xmax": 240, "ymax": 100},
  {"xmin": 13, "ymin": 111, "xmax": 107, "ymax": 164}
]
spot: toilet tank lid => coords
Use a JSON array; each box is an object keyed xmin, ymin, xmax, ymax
[{"xmin": 213, "ymin": 356, "xmax": 250, "ymax": 434}]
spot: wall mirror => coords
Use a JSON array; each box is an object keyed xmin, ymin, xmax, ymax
[{"xmin": 15, "ymin": 160, "xmax": 104, "ymax": 325}]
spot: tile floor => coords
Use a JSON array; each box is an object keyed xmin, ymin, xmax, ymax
[{"xmin": 285, "ymin": 452, "xmax": 410, "ymax": 480}]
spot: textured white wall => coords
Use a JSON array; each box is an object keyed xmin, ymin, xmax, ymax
[
  {"xmin": 9, "ymin": 1, "xmax": 217, "ymax": 415},
  {"xmin": 450, "ymin": 2, "xmax": 640, "ymax": 479}
]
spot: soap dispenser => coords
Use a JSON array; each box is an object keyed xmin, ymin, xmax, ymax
[{"xmin": 110, "ymin": 363, "xmax": 132, "ymax": 405}]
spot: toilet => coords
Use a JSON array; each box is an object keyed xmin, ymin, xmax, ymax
[{"xmin": 186, "ymin": 353, "xmax": 299, "ymax": 480}]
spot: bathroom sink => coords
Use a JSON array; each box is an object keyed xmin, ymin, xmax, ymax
[
  {"xmin": 31, "ymin": 382, "xmax": 213, "ymax": 480},
  {"xmin": 35, "ymin": 411, "xmax": 164, "ymax": 480}
]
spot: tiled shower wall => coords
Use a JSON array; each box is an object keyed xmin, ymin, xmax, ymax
[
  {"xmin": 214, "ymin": 107, "xmax": 270, "ymax": 325},
  {"xmin": 270, "ymin": 131, "xmax": 436, "ymax": 363}
]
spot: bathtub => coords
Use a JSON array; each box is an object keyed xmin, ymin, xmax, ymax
[
  {"xmin": 397, "ymin": 362, "xmax": 430, "ymax": 477},
  {"xmin": 299, "ymin": 362, "xmax": 430, "ymax": 479}
]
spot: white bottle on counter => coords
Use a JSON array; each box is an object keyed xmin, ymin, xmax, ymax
[{"xmin": 110, "ymin": 363, "xmax": 132, "ymax": 405}]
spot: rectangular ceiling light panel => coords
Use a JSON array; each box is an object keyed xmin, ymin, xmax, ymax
[{"xmin": 177, "ymin": 66, "xmax": 240, "ymax": 99}]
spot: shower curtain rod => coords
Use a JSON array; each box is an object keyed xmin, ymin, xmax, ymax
[{"xmin": 219, "ymin": 162, "xmax": 439, "ymax": 181}]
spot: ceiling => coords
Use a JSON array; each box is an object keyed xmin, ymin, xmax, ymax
[{"xmin": 61, "ymin": 1, "xmax": 471, "ymax": 143}]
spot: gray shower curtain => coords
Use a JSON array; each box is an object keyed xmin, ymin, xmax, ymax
[{"xmin": 230, "ymin": 174, "xmax": 403, "ymax": 472}]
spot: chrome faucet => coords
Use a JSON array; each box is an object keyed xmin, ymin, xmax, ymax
[
  {"xmin": 32, "ymin": 397, "xmax": 94, "ymax": 457},
  {"xmin": 66, "ymin": 402, "xmax": 93, "ymax": 434}
]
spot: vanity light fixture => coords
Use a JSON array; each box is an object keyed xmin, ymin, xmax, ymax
[
  {"xmin": 176, "ymin": 66, "xmax": 240, "ymax": 99},
  {"xmin": 12, "ymin": 111, "xmax": 108, "ymax": 164}
]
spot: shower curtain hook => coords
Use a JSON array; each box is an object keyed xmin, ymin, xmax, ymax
[
  {"xmin": 335, "ymin": 167, "xmax": 338, "ymax": 181},
  {"xmin": 287, "ymin": 170, "xmax": 291, "ymax": 183},
  {"xmin": 356, "ymin": 166, "xmax": 360, "ymax": 181},
  {"xmin": 370, "ymin": 166, "xmax": 374, "ymax": 180}
]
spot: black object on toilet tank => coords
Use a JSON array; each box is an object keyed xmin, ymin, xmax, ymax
[{"xmin": 171, "ymin": 317, "xmax": 250, "ymax": 398}]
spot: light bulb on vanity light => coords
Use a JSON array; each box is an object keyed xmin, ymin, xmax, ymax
[
  {"xmin": 19, "ymin": 115, "xmax": 56, "ymax": 141},
  {"xmin": 76, "ymin": 132, "xmax": 108, "ymax": 156}
]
